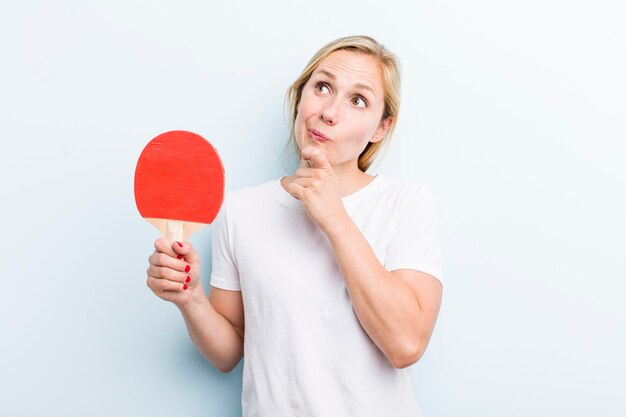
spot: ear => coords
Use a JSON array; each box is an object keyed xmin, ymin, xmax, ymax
[{"xmin": 370, "ymin": 116, "xmax": 393, "ymax": 143}]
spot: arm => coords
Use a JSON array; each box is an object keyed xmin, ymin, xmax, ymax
[
  {"xmin": 324, "ymin": 213, "xmax": 443, "ymax": 369},
  {"xmin": 178, "ymin": 285, "xmax": 245, "ymax": 373},
  {"xmin": 284, "ymin": 148, "xmax": 442, "ymax": 368}
]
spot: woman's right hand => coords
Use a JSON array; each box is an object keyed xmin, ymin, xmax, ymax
[{"xmin": 146, "ymin": 238, "xmax": 203, "ymax": 308}]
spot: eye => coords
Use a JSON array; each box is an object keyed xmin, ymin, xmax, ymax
[
  {"xmin": 352, "ymin": 95, "xmax": 368, "ymax": 108},
  {"xmin": 315, "ymin": 82, "xmax": 330, "ymax": 94}
]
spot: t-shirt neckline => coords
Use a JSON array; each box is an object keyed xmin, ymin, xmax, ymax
[{"xmin": 273, "ymin": 173, "xmax": 383, "ymax": 208}]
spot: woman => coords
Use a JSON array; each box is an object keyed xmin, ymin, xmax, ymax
[{"xmin": 146, "ymin": 35, "xmax": 443, "ymax": 417}]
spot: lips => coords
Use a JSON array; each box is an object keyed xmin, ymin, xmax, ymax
[{"xmin": 309, "ymin": 129, "xmax": 330, "ymax": 141}]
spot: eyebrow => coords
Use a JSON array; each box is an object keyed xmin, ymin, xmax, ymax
[{"xmin": 315, "ymin": 69, "xmax": 376, "ymax": 96}]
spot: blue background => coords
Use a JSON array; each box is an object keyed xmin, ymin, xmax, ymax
[{"xmin": 1, "ymin": 1, "xmax": 625, "ymax": 416}]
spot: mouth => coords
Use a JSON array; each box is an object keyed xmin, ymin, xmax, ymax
[{"xmin": 308, "ymin": 129, "xmax": 330, "ymax": 142}]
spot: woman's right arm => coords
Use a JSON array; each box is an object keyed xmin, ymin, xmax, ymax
[{"xmin": 146, "ymin": 238, "xmax": 244, "ymax": 373}]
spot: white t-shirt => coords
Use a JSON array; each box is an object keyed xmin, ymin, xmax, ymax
[{"xmin": 210, "ymin": 173, "xmax": 443, "ymax": 417}]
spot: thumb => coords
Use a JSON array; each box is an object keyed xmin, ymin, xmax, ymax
[
  {"xmin": 300, "ymin": 156, "xmax": 312, "ymax": 169},
  {"xmin": 172, "ymin": 240, "xmax": 201, "ymax": 265}
]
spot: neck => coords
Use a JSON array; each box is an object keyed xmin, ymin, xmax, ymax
[{"xmin": 333, "ymin": 164, "xmax": 372, "ymax": 197}]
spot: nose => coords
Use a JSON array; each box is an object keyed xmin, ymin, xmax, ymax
[
  {"xmin": 320, "ymin": 113, "xmax": 334, "ymax": 125},
  {"xmin": 320, "ymin": 97, "xmax": 340, "ymax": 126}
]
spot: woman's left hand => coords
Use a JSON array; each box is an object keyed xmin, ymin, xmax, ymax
[{"xmin": 285, "ymin": 146, "xmax": 348, "ymax": 233}]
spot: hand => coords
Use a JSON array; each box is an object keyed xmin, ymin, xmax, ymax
[
  {"xmin": 146, "ymin": 238, "xmax": 203, "ymax": 308},
  {"xmin": 284, "ymin": 146, "xmax": 347, "ymax": 232}
]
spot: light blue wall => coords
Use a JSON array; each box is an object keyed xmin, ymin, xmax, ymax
[{"xmin": 1, "ymin": 1, "xmax": 625, "ymax": 416}]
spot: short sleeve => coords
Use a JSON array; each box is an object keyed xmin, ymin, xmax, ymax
[
  {"xmin": 384, "ymin": 183, "xmax": 443, "ymax": 287},
  {"xmin": 210, "ymin": 193, "xmax": 241, "ymax": 291}
]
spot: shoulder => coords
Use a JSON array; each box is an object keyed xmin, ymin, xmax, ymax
[
  {"xmin": 375, "ymin": 174, "xmax": 438, "ymax": 210},
  {"xmin": 225, "ymin": 177, "xmax": 277, "ymax": 204},
  {"xmin": 219, "ymin": 177, "xmax": 283, "ymax": 222}
]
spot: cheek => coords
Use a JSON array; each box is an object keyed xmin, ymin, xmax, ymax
[
  {"xmin": 295, "ymin": 97, "xmax": 315, "ymax": 131},
  {"xmin": 298, "ymin": 92, "xmax": 314, "ymax": 114},
  {"xmin": 294, "ymin": 111, "xmax": 306, "ymax": 143},
  {"xmin": 295, "ymin": 108, "xmax": 306, "ymax": 130},
  {"xmin": 351, "ymin": 119, "xmax": 377, "ymax": 141}
]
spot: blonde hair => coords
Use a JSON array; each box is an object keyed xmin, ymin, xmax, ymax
[{"xmin": 282, "ymin": 35, "xmax": 401, "ymax": 172}]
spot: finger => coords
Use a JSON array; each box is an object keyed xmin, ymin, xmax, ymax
[
  {"xmin": 147, "ymin": 264, "xmax": 189, "ymax": 284},
  {"xmin": 287, "ymin": 181, "xmax": 306, "ymax": 199},
  {"xmin": 295, "ymin": 167, "xmax": 317, "ymax": 178},
  {"xmin": 172, "ymin": 241, "xmax": 201, "ymax": 266},
  {"xmin": 301, "ymin": 147, "xmax": 331, "ymax": 170},
  {"xmin": 149, "ymin": 251, "xmax": 189, "ymax": 274},
  {"xmin": 155, "ymin": 238, "xmax": 178, "ymax": 258},
  {"xmin": 293, "ymin": 177, "xmax": 320, "ymax": 189},
  {"xmin": 299, "ymin": 155, "xmax": 313, "ymax": 169},
  {"xmin": 147, "ymin": 276, "xmax": 187, "ymax": 293}
]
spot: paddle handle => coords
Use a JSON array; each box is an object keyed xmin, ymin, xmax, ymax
[
  {"xmin": 143, "ymin": 218, "xmax": 210, "ymax": 241},
  {"xmin": 166, "ymin": 220, "xmax": 184, "ymax": 243}
]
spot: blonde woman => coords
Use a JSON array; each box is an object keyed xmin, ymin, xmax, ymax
[{"xmin": 146, "ymin": 35, "xmax": 443, "ymax": 417}]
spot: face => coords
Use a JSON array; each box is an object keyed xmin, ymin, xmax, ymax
[{"xmin": 294, "ymin": 49, "xmax": 392, "ymax": 170}]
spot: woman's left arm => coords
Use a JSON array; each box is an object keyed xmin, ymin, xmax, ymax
[
  {"xmin": 324, "ymin": 215, "xmax": 442, "ymax": 369},
  {"xmin": 286, "ymin": 147, "xmax": 443, "ymax": 368}
]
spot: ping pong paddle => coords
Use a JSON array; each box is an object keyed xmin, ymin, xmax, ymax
[{"xmin": 134, "ymin": 130, "xmax": 225, "ymax": 242}]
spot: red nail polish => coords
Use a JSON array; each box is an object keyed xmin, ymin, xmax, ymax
[
  {"xmin": 186, "ymin": 276, "xmax": 191, "ymax": 283},
  {"xmin": 185, "ymin": 265, "xmax": 190, "ymax": 273},
  {"xmin": 183, "ymin": 284, "xmax": 188, "ymax": 290},
  {"xmin": 176, "ymin": 241, "xmax": 183, "ymax": 248},
  {"xmin": 177, "ymin": 254, "xmax": 183, "ymax": 259}
]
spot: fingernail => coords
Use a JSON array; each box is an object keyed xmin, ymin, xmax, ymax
[
  {"xmin": 185, "ymin": 276, "xmax": 191, "ymax": 283},
  {"xmin": 176, "ymin": 241, "xmax": 183, "ymax": 248},
  {"xmin": 183, "ymin": 284, "xmax": 188, "ymax": 290},
  {"xmin": 177, "ymin": 254, "xmax": 183, "ymax": 259},
  {"xmin": 185, "ymin": 265, "xmax": 190, "ymax": 273}
]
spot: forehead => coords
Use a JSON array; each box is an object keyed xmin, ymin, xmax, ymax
[{"xmin": 313, "ymin": 50, "xmax": 383, "ymax": 89}]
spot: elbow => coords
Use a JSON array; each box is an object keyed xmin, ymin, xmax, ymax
[
  {"xmin": 214, "ymin": 360, "xmax": 233, "ymax": 374},
  {"xmin": 390, "ymin": 341, "xmax": 426, "ymax": 369},
  {"xmin": 216, "ymin": 360, "xmax": 233, "ymax": 373},
  {"xmin": 217, "ymin": 360, "xmax": 239, "ymax": 374},
  {"xmin": 215, "ymin": 354, "xmax": 244, "ymax": 374}
]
